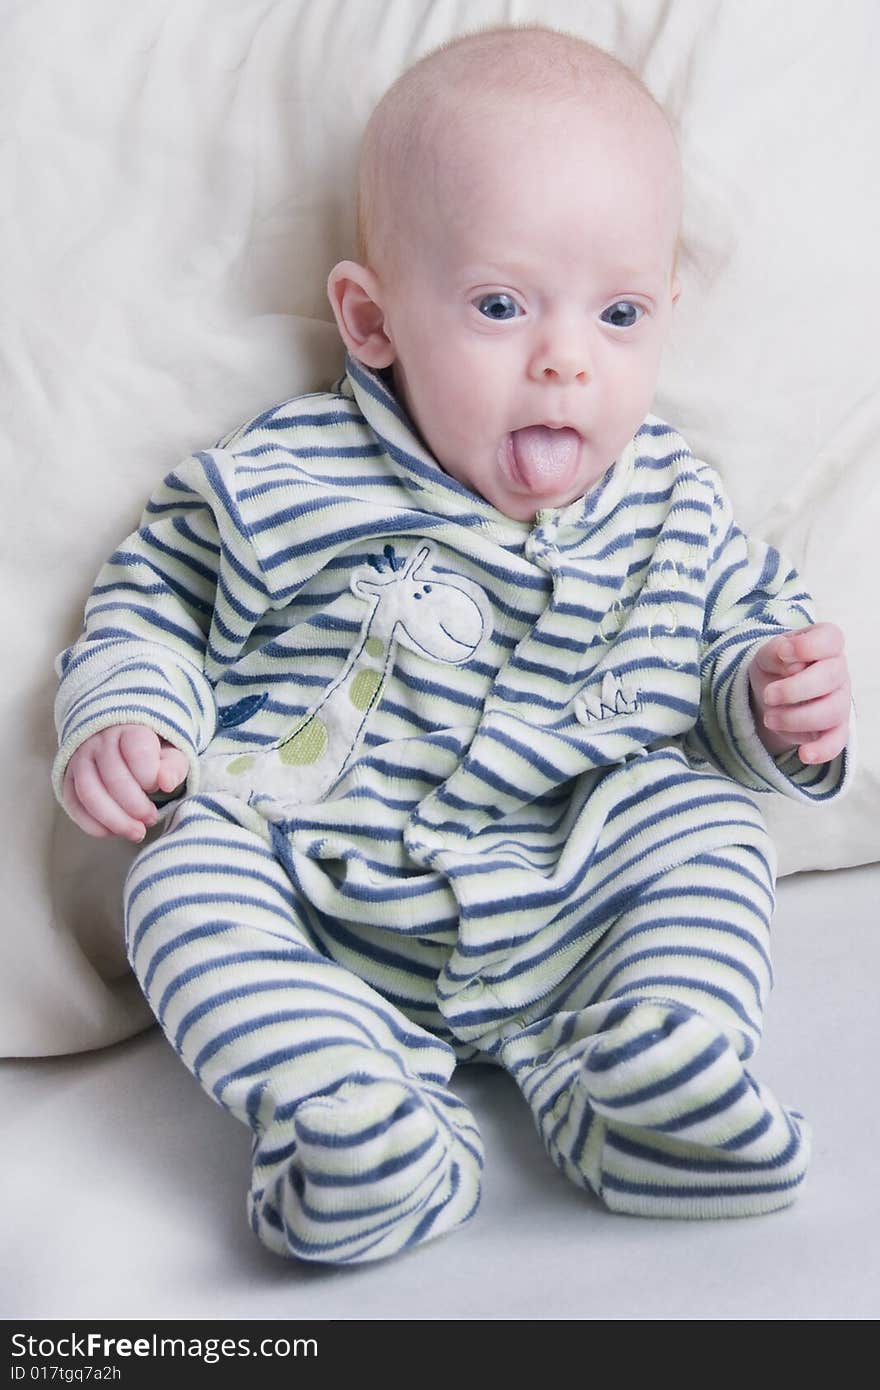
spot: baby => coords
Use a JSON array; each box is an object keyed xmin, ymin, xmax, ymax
[{"xmin": 53, "ymin": 26, "xmax": 852, "ymax": 1264}]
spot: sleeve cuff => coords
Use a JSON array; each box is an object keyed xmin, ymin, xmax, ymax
[
  {"xmin": 726, "ymin": 658, "xmax": 855, "ymax": 803},
  {"xmin": 52, "ymin": 646, "xmax": 216, "ymax": 804}
]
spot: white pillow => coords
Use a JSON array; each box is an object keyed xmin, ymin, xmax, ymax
[{"xmin": 3, "ymin": 0, "xmax": 876, "ymax": 1055}]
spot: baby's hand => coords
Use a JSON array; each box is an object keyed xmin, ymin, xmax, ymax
[
  {"xmin": 749, "ymin": 623, "xmax": 851, "ymax": 765},
  {"xmin": 62, "ymin": 726, "xmax": 189, "ymax": 843}
]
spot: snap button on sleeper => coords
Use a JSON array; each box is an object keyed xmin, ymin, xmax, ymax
[{"xmin": 501, "ymin": 1017, "xmax": 527, "ymax": 1041}]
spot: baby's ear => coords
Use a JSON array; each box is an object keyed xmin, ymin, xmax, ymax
[{"xmin": 327, "ymin": 261, "xmax": 395, "ymax": 368}]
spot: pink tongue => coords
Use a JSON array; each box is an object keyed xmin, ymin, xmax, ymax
[{"xmin": 510, "ymin": 426, "xmax": 579, "ymax": 490}]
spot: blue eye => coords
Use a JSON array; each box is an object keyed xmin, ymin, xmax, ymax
[
  {"xmin": 600, "ymin": 301, "xmax": 644, "ymax": 328},
  {"xmin": 474, "ymin": 292, "xmax": 522, "ymax": 321}
]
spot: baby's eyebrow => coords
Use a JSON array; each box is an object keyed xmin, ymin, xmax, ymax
[
  {"xmin": 457, "ymin": 262, "xmax": 530, "ymax": 283},
  {"xmin": 457, "ymin": 260, "xmax": 668, "ymax": 289},
  {"xmin": 610, "ymin": 267, "xmax": 667, "ymax": 286}
]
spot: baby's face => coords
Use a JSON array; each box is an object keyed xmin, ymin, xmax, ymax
[{"xmin": 376, "ymin": 100, "xmax": 681, "ymax": 521}]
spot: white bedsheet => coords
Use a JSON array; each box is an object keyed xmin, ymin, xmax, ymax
[
  {"xmin": 2, "ymin": 0, "xmax": 878, "ymax": 1056},
  {"xmin": 4, "ymin": 863, "xmax": 879, "ymax": 1319}
]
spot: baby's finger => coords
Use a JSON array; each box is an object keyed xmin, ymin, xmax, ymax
[
  {"xmin": 72, "ymin": 757, "xmax": 150, "ymax": 843},
  {"xmin": 797, "ymin": 723, "xmax": 849, "ymax": 765},
  {"xmin": 751, "ymin": 634, "xmax": 808, "ymax": 678},
  {"xmin": 95, "ymin": 743, "xmax": 160, "ymax": 825},
  {"xmin": 118, "ymin": 725, "xmax": 162, "ymax": 790},
  {"xmin": 157, "ymin": 744, "xmax": 189, "ymax": 793},
  {"xmin": 763, "ymin": 658, "xmax": 849, "ymax": 710},
  {"xmin": 786, "ymin": 622, "xmax": 845, "ymax": 666},
  {"xmin": 763, "ymin": 689, "xmax": 850, "ymax": 735},
  {"xmin": 62, "ymin": 775, "xmax": 113, "ymax": 838}
]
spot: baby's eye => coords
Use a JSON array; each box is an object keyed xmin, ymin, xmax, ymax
[
  {"xmin": 473, "ymin": 292, "xmax": 523, "ymax": 321},
  {"xmin": 600, "ymin": 301, "xmax": 644, "ymax": 328}
]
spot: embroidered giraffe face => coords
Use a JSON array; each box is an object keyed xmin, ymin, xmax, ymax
[{"xmin": 351, "ymin": 543, "xmax": 489, "ymax": 665}]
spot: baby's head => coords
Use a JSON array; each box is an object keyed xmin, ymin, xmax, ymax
[{"xmin": 328, "ymin": 26, "xmax": 682, "ymax": 521}]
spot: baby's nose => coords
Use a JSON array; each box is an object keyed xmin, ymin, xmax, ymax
[
  {"xmin": 528, "ymin": 320, "xmax": 590, "ymax": 385},
  {"xmin": 535, "ymin": 359, "xmax": 589, "ymax": 385}
]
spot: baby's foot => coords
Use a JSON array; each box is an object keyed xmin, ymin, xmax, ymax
[
  {"xmin": 525, "ymin": 1002, "xmax": 809, "ymax": 1217},
  {"xmin": 251, "ymin": 1076, "xmax": 483, "ymax": 1262}
]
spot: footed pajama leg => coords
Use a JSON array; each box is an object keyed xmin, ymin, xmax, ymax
[
  {"xmin": 124, "ymin": 795, "xmax": 483, "ymax": 1263},
  {"xmin": 496, "ymin": 844, "xmax": 808, "ymax": 1217}
]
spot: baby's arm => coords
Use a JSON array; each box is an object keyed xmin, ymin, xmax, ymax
[
  {"xmin": 749, "ymin": 622, "xmax": 851, "ymax": 765},
  {"xmin": 53, "ymin": 447, "xmax": 273, "ymax": 824},
  {"xmin": 681, "ymin": 461, "xmax": 853, "ymax": 800},
  {"xmin": 62, "ymin": 726, "xmax": 189, "ymax": 843}
]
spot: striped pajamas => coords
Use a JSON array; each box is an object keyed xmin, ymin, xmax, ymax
[{"xmin": 54, "ymin": 357, "xmax": 851, "ymax": 1262}]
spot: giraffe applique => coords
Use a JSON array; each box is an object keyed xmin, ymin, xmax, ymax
[{"xmin": 202, "ymin": 542, "xmax": 492, "ymax": 805}]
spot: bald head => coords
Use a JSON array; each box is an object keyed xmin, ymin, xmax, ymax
[{"xmin": 355, "ymin": 25, "xmax": 681, "ymax": 281}]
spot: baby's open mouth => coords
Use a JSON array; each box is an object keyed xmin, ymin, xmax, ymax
[{"xmin": 502, "ymin": 424, "xmax": 582, "ymax": 495}]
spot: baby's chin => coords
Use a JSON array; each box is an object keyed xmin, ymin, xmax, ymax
[{"xmin": 485, "ymin": 485, "xmax": 587, "ymax": 523}]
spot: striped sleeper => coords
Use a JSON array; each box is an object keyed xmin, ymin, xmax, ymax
[{"xmin": 52, "ymin": 356, "xmax": 852, "ymax": 1263}]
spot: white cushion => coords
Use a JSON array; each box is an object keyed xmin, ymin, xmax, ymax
[{"xmin": 3, "ymin": 0, "xmax": 876, "ymax": 1055}]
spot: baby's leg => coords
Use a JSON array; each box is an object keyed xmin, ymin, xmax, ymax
[
  {"xmin": 497, "ymin": 842, "xmax": 808, "ymax": 1217},
  {"xmin": 124, "ymin": 795, "xmax": 482, "ymax": 1263}
]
